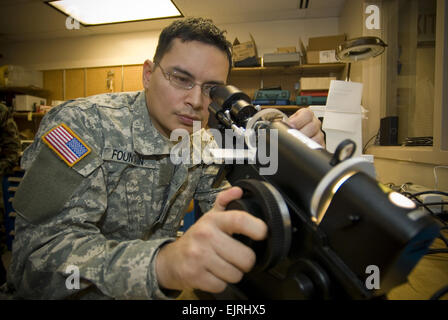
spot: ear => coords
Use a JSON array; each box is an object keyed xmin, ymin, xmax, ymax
[{"xmin": 142, "ymin": 59, "xmax": 155, "ymax": 89}]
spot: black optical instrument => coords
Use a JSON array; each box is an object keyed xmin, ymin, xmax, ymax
[{"xmin": 201, "ymin": 85, "xmax": 440, "ymax": 300}]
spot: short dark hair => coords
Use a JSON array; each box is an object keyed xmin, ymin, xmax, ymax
[{"xmin": 153, "ymin": 17, "xmax": 232, "ymax": 74}]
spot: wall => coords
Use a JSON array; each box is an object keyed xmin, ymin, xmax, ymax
[
  {"xmin": 339, "ymin": 0, "xmax": 364, "ymax": 83},
  {"xmin": 1, "ymin": 18, "xmax": 339, "ymax": 70}
]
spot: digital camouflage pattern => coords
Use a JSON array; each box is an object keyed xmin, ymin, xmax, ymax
[
  {"xmin": 7, "ymin": 91, "xmax": 229, "ymax": 299},
  {"xmin": 1, "ymin": 103, "xmax": 21, "ymax": 288},
  {"xmin": 0, "ymin": 103, "xmax": 21, "ymax": 176}
]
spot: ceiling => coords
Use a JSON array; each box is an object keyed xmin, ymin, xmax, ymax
[{"xmin": 0, "ymin": 0, "xmax": 346, "ymax": 44}]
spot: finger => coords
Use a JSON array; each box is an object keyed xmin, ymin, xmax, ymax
[
  {"xmin": 212, "ymin": 232, "xmax": 257, "ymax": 273},
  {"xmin": 213, "ymin": 187, "xmax": 243, "ymax": 211},
  {"xmin": 195, "ymin": 269, "xmax": 228, "ymax": 293},
  {"xmin": 297, "ymin": 119, "xmax": 321, "ymax": 139},
  {"xmin": 286, "ymin": 108, "xmax": 313, "ymax": 130},
  {"xmin": 311, "ymin": 130, "xmax": 326, "ymax": 147},
  {"xmin": 205, "ymin": 248, "xmax": 246, "ymax": 283},
  {"xmin": 214, "ymin": 210, "xmax": 268, "ymax": 241}
]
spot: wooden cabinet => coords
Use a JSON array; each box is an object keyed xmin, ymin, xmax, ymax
[
  {"xmin": 43, "ymin": 70, "xmax": 63, "ymax": 104},
  {"xmin": 42, "ymin": 65, "xmax": 145, "ymax": 101},
  {"xmin": 122, "ymin": 65, "xmax": 144, "ymax": 92},
  {"xmin": 86, "ymin": 66, "xmax": 123, "ymax": 97},
  {"xmin": 65, "ymin": 68, "xmax": 85, "ymax": 100}
]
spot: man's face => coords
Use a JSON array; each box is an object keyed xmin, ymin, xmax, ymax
[{"xmin": 143, "ymin": 38, "xmax": 230, "ymax": 137}]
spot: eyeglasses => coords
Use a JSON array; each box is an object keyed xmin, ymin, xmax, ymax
[{"xmin": 156, "ymin": 63, "xmax": 221, "ymax": 98}]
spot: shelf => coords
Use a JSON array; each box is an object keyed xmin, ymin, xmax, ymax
[
  {"xmin": 230, "ymin": 63, "xmax": 345, "ymax": 77},
  {"xmin": 13, "ymin": 112, "xmax": 46, "ymax": 118},
  {"xmin": 260, "ymin": 105, "xmax": 301, "ymax": 110},
  {"xmin": 0, "ymin": 86, "xmax": 51, "ymax": 98},
  {"xmin": 259, "ymin": 105, "xmax": 303, "ymax": 115}
]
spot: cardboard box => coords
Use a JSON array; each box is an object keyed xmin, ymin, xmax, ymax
[
  {"xmin": 232, "ymin": 34, "xmax": 258, "ymax": 64},
  {"xmin": 308, "ymin": 34, "xmax": 346, "ymax": 51},
  {"xmin": 300, "ymin": 77, "xmax": 337, "ymax": 90},
  {"xmin": 306, "ymin": 50, "xmax": 338, "ymax": 64},
  {"xmin": 276, "ymin": 46, "xmax": 297, "ymax": 53},
  {"xmin": 263, "ymin": 52, "xmax": 301, "ymax": 66},
  {"xmin": 304, "ymin": 34, "xmax": 346, "ymax": 64}
]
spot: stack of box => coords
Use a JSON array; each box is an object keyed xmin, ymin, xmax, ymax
[{"xmin": 296, "ymin": 77, "xmax": 336, "ymax": 106}]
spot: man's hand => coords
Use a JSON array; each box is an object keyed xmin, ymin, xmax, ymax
[
  {"xmin": 155, "ymin": 187, "xmax": 268, "ymax": 293},
  {"xmin": 286, "ymin": 108, "xmax": 325, "ymax": 147}
]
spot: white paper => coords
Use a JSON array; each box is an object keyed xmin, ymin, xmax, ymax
[
  {"xmin": 323, "ymin": 114, "xmax": 362, "ymax": 155},
  {"xmin": 308, "ymin": 105, "xmax": 326, "ymax": 118},
  {"xmin": 326, "ymin": 80, "xmax": 363, "ymax": 113},
  {"xmin": 322, "ymin": 112, "xmax": 360, "ymax": 133},
  {"xmin": 323, "ymin": 80, "xmax": 364, "ymax": 157}
]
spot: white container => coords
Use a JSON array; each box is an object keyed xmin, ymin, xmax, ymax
[{"xmin": 13, "ymin": 95, "xmax": 47, "ymax": 111}]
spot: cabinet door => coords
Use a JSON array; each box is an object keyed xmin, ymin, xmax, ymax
[
  {"xmin": 65, "ymin": 68, "xmax": 85, "ymax": 100},
  {"xmin": 123, "ymin": 65, "xmax": 143, "ymax": 92},
  {"xmin": 86, "ymin": 66, "xmax": 123, "ymax": 97},
  {"xmin": 43, "ymin": 70, "xmax": 63, "ymax": 104}
]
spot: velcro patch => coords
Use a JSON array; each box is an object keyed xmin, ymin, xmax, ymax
[{"xmin": 42, "ymin": 123, "xmax": 91, "ymax": 167}]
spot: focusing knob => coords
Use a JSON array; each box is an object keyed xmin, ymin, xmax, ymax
[
  {"xmin": 330, "ymin": 139, "xmax": 356, "ymax": 166},
  {"xmin": 226, "ymin": 179, "xmax": 291, "ymax": 272}
]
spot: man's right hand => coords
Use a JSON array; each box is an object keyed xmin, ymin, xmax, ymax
[{"xmin": 155, "ymin": 187, "xmax": 268, "ymax": 293}]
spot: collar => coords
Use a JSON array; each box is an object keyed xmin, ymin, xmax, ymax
[{"xmin": 131, "ymin": 91, "xmax": 218, "ymax": 164}]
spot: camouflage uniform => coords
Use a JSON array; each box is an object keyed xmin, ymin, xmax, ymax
[
  {"xmin": 1, "ymin": 103, "xmax": 21, "ymax": 286},
  {"xmin": 0, "ymin": 103, "xmax": 21, "ymax": 176},
  {"xmin": 7, "ymin": 90, "xmax": 229, "ymax": 299}
]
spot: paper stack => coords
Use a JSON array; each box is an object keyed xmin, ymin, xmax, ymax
[{"xmin": 322, "ymin": 80, "xmax": 364, "ymax": 157}]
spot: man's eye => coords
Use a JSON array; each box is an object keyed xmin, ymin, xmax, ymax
[
  {"xmin": 203, "ymin": 84, "xmax": 215, "ymax": 90},
  {"xmin": 202, "ymin": 84, "xmax": 215, "ymax": 94},
  {"xmin": 172, "ymin": 74, "xmax": 192, "ymax": 85}
]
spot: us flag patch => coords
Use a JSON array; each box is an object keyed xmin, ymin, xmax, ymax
[{"xmin": 42, "ymin": 123, "xmax": 91, "ymax": 167}]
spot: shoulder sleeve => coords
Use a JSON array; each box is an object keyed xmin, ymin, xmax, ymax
[
  {"xmin": 13, "ymin": 103, "xmax": 104, "ymax": 224},
  {"xmin": 20, "ymin": 101, "xmax": 103, "ymax": 170}
]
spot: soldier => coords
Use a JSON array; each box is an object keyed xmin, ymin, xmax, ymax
[
  {"xmin": 6, "ymin": 17, "xmax": 324, "ymax": 299},
  {"xmin": 0, "ymin": 102, "xmax": 21, "ymax": 285}
]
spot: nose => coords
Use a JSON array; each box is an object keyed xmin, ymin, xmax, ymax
[{"xmin": 186, "ymin": 84, "xmax": 204, "ymax": 111}]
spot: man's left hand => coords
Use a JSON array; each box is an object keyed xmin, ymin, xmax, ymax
[{"xmin": 286, "ymin": 108, "xmax": 325, "ymax": 147}]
